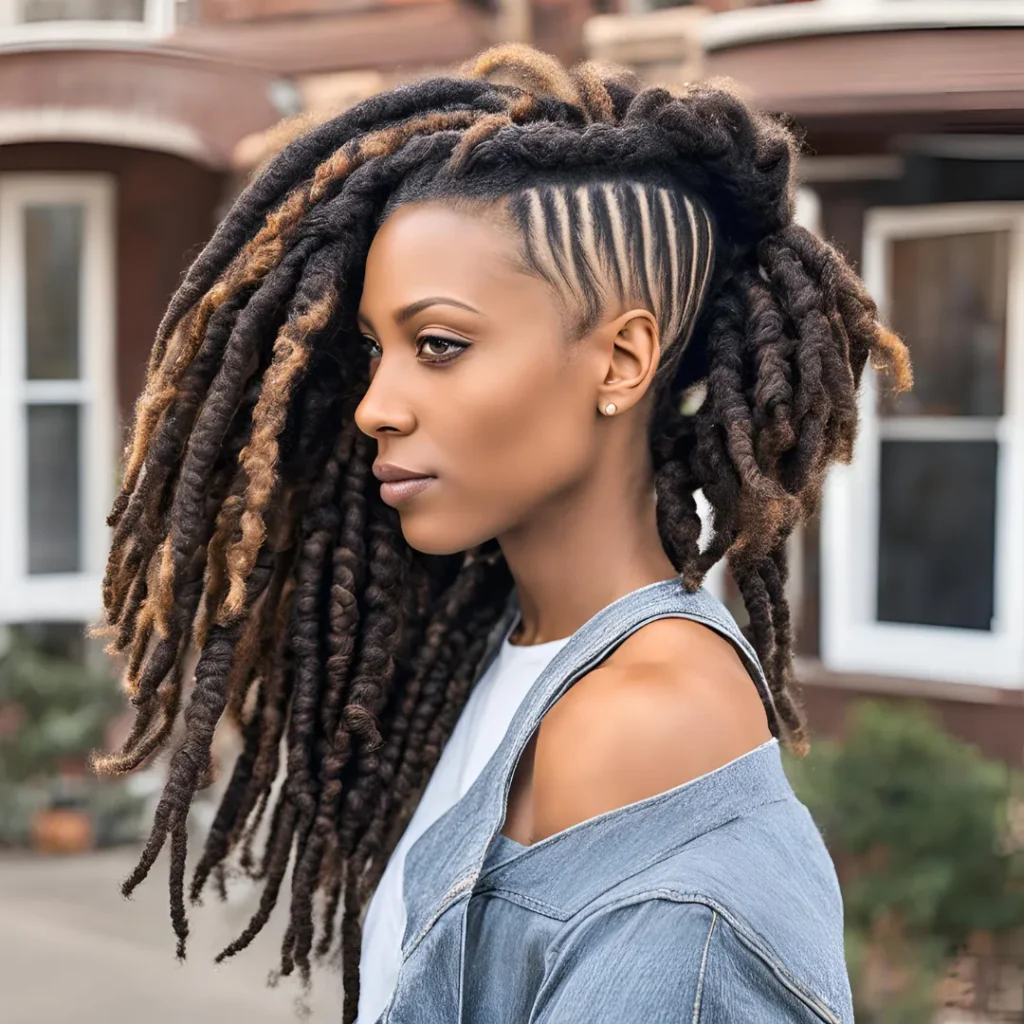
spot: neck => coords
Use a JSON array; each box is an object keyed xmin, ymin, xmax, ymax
[{"xmin": 496, "ymin": 447, "xmax": 679, "ymax": 646}]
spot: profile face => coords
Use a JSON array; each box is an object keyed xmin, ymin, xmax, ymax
[{"xmin": 355, "ymin": 201, "xmax": 606, "ymax": 556}]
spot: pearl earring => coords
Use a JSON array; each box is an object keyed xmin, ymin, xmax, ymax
[{"xmin": 603, "ymin": 402, "xmax": 617, "ymax": 415}]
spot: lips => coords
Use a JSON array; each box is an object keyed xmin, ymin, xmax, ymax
[
  {"xmin": 379, "ymin": 476, "xmax": 437, "ymax": 506},
  {"xmin": 372, "ymin": 463, "xmax": 437, "ymax": 507}
]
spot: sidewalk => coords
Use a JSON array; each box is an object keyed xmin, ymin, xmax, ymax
[{"xmin": 0, "ymin": 846, "xmax": 343, "ymax": 1023}]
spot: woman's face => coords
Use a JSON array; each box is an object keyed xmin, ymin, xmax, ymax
[{"xmin": 354, "ymin": 201, "xmax": 620, "ymax": 556}]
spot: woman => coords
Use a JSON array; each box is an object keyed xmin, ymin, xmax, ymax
[{"xmin": 94, "ymin": 43, "xmax": 911, "ymax": 1023}]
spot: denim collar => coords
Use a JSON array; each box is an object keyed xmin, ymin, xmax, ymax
[
  {"xmin": 400, "ymin": 576, "xmax": 781, "ymax": 951},
  {"xmin": 475, "ymin": 737, "xmax": 789, "ymax": 918}
]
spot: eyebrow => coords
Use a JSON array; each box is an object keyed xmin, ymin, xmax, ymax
[{"xmin": 357, "ymin": 296, "xmax": 481, "ymax": 331}]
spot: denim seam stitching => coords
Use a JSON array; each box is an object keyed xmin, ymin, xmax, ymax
[
  {"xmin": 554, "ymin": 888, "xmax": 841, "ymax": 1024},
  {"xmin": 469, "ymin": 886, "xmax": 566, "ymax": 918},
  {"xmin": 475, "ymin": 793, "xmax": 790, "ymax": 906},
  {"xmin": 401, "ymin": 875, "xmax": 474, "ymax": 961},
  {"xmin": 483, "ymin": 748, "xmax": 784, "ymax": 872},
  {"xmin": 665, "ymin": 892, "xmax": 841, "ymax": 1024},
  {"xmin": 692, "ymin": 909, "xmax": 718, "ymax": 1024},
  {"xmin": 726, "ymin": 917, "xmax": 841, "ymax": 1024}
]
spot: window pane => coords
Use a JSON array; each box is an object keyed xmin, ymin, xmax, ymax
[
  {"xmin": 9, "ymin": 622, "xmax": 87, "ymax": 663},
  {"xmin": 24, "ymin": 204, "xmax": 82, "ymax": 380},
  {"xmin": 27, "ymin": 405, "xmax": 81, "ymax": 575},
  {"xmin": 882, "ymin": 231, "xmax": 1008, "ymax": 418},
  {"xmin": 17, "ymin": 0, "xmax": 146, "ymax": 21},
  {"xmin": 877, "ymin": 440, "xmax": 997, "ymax": 631}
]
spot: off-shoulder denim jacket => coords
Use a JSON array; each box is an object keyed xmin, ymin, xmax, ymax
[{"xmin": 375, "ymin": 576, "xmax": 853, "ymax": 1023}]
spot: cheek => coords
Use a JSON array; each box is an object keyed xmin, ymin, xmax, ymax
[{"xmin": 445, "ymin": 363, "xmax": 593, "ymax": 505}]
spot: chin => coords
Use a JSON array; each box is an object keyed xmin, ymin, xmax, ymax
[{"xmin": 395, "ymin": 509, "xmax": 496, "ymax": 558}]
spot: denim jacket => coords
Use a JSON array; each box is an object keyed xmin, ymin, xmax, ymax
[{"xmin": 376, "ymin": 577, "xmax": 853, "ymax": 1023}]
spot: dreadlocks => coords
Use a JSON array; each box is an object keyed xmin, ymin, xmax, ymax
[{"xmin": 91, "ymin": 42, "xmax": 911, "ymax": 1022}]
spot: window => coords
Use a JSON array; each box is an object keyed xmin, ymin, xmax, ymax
[
  {"xmin": 0, "ymin": 175, "xmax": 115, "ymax": 623},
  {"xmin": 0, "ymin": 0, "xmax": 175, "ymax": 38},
  {"xmin": 16, "ymin": 0, "xmax": 146, "ymax": 20},
  {"xmin": 822, "ymin": 204, "xmax": 1024, "ymax": 687}
]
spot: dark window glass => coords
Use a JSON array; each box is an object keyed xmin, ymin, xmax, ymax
[
  {"xmin": 9, "ymin": 622, "xmax": 87, "ymax": 663},
  {"xmin": 18, "ymin": 0, "xmax": 146, "ymax": 22},
  {"xmin": 24, "ymin": 204, "xmax": 82, "ymax": 380},
  {"xmin": 877, "ymin": 439, "xmax": 997, "ymax": 631},
  {"xmin": 27, "ymin": 404, "xmax": 81, "ymax": 574},
  {"xmin": 883, "ymin": 231, "xmax": 1008, "ymax": 418}
]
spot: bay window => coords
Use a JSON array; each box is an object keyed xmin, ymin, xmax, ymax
[
  {"xmin": 0, "ymin": 175, "xmax": 115, "ymax": 623},
  {"xmin": 822, "ymin": 204, "xmax": 1024, "ymax": 687}
]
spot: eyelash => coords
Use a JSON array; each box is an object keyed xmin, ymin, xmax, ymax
[{"xmin": 362, "ymin": 335, "xmax": 469, "ymax": 365}]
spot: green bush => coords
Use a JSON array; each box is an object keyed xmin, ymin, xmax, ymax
[
  {"xmin": 0, "ymin": 634, "xmax": 121, "ymax": 784},
  {"xmin": 785, "ymin": 700, "xmax": 1024, "ymax": 1021},
  {"xmin": 0, "ymin": 634, "xmax": 146, "ymax": 847}
]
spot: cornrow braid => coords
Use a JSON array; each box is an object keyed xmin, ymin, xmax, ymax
[{"xmin": 92, "ymin": 42, "xmax": 911, "ymax": 1023}]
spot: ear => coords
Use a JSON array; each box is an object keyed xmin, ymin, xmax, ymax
[{"xmin": 597, "ymin": 308, "xmax": 660, "ymax": 416}]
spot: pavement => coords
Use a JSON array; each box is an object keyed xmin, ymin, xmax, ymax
[{"xmin": 0, "ymin": 845, "xmax": 344, "ymax": 1023}]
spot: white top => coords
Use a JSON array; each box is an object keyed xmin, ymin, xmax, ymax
[{"xmin": 356, "ymin": 612, "xmax": 571, "ymax": 1024}]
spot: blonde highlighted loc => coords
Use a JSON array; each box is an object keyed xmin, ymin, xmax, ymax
[{"xmin": 92, "ymin": 42, "xmax": 911, "ymax": 1024}]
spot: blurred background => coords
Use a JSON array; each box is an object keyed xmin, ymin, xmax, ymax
[{"xmin": 1, "ymin": 0, "xmax": 1024, "ymax": 1020}]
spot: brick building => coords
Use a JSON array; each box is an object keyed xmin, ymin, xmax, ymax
[
  {"xmin": 0, "ymin": 0, "xmax": 592, "ymax": 652},
  {"xmin": 591, "ymin": 0, "xmax": 1024, "ymax": 766},
  {"xmin": 5, "ymin": 0, "xmax": 1024, "ymax": 771}
]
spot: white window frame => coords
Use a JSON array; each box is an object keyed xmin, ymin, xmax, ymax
[
  {"xmin": 0, "ymin": 174, "xmax": 116, "ymax": 623},
  {"xmin": 0, "ymin": 0, "xmax": 175, "ymax": 43},
  {"xmin": 822, "ymin": 202, "xmax": 1024, "ymax": 688},
  {"xmin": 695, "ymin": 488, "xmax": 726, "ymax": 601}
]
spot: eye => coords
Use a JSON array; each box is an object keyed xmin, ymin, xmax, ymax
[
  {"xmin": 417, "ymin": 335, "xmax": 469, "ymax": 364},
  {"xmin": 362, "ymin": 336, "xmax": 382, "ymax": 360}
]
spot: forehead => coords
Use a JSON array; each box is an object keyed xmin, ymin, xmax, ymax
[{"xmin": 361, "ymin": 201, "xmax": 537, "ymax": 305}]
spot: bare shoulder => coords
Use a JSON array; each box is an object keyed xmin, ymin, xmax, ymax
[{"xmin": 529, "ymin": 617, "xmax": 773, "ymax": 843}]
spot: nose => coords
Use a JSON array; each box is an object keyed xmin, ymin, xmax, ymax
[{"xmin": 354, "ymin": 357, "xmax": 417, "ymax": 438}]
